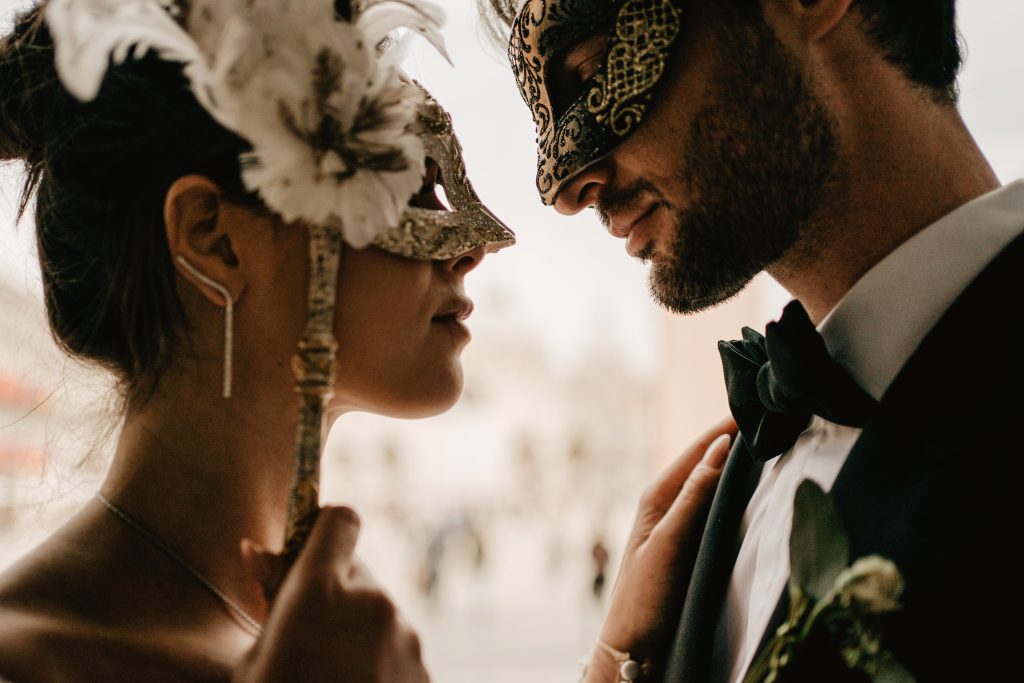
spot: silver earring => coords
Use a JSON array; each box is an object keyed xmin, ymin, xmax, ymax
[{"xmin": 175, "ymin": 256, "xmax": 234, "ymax": 399}]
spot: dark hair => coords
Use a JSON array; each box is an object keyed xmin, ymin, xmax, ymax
[
  {"xmin": 854, "ymin": 1, "xmax": 961, "ymax": 103},
  {"xmin": 0, "ymin": 4, "xmax": 256, "ymax": 402},
  {"xmin": 478, "ymin": 0, "xmax": 962, "ymax": 102}
]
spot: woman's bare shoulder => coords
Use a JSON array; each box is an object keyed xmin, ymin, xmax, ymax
[
  {"xmin": 0, "ymin": 540, "xmax": 240, "ymax": 682},
  {"xmin": 0, "ymin": 539, "xmax": 103, "ymax": 680},
  {"xmin": 0, "ymin": 601, "xmax": 84, "ymax": 683},
  {"xmin": 0, "ymin": 593, "xmax": 234, "ymax": 683}
]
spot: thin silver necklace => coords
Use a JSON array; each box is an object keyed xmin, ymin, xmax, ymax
[{"xmin": 95, "ymin": 492, "xmax": 264, "ymax": 636}]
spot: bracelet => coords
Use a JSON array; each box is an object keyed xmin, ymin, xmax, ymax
[{"xmin": 580, "ymin": 640, "xmax": 653, "ymax": 682}]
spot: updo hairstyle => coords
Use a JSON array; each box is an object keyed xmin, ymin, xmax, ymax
[{"xmin": 0, "ymin": 3, "xmax": 255, "ymax": 401}]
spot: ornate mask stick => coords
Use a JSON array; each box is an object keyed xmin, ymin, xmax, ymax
[{"xmin": 283, "ymin": 224, "xmax": 344, "ymax": 561}]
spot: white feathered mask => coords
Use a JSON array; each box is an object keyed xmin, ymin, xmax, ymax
[{"xmin": 46, "ymin": 0, "xmax": 454, "ymax": 248}]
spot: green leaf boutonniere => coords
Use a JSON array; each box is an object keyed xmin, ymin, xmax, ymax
[{"xmin": 742, "ymin": 480, "xmax": 914, "ymax": 683}]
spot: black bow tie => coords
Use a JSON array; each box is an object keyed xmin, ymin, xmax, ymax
[{"xmin": 718, "ymin": 300, "xmax": 878, "ymax": 462}]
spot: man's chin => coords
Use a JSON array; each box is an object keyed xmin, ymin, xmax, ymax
[{"xmin": 648, "ymin": 263, "xmax": 750, "ymax": 315}]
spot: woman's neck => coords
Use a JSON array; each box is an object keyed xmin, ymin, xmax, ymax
[{"xmin": 100, "ymin": 360, "xmax": 307, "ymax": 622}]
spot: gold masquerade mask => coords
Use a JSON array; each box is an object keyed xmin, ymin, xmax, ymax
[
  {"xmin": 373, "ymin": 86, "xmax": 516, "ymax": 259},
  {"xmin": 509, "ymin": 0, "xmax": 683, "ymax": 205}
]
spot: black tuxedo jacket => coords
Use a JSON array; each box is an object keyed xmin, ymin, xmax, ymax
[{"xmin": 662, "ymin": 232, "xmax": 1024, "ymax": 682}]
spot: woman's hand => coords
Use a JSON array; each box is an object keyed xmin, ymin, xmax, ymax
[
  {"xmin": 233, "ymin": 507, "xmax": 428, "ymax": 683},
  {"xmin": 589, "ymin": 417, "xmax": 737, "ymax": 682}
]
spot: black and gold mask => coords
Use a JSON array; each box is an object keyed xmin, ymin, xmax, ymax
[{"xmin": 509, "ymin": 0, "xmax": 684, "ymax": 204}]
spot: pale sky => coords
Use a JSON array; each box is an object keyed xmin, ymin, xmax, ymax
[{"xmin": 2, "ymin": 0, "xmax": 1022, "ymax": 375}]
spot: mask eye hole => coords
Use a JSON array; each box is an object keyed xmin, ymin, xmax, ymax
[
  {"xmin": 410, "ymin": 158, "xmax": 452, "ymax": 211},
  {"xmin": 435, "ymin": 171, "xmax": 452, "ymax": 211},
  {"xmin": 547, "ymin": 32, "xmax": 610, "ymax": 119}
]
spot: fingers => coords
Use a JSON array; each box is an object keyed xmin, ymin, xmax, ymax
[
  {"xmin": 656, "ymin": 432, "xmax": 731, "ymax": 542},
  {"xmin": 235, "ymin": 505, "xmax": 431, "ymax": 683},
  {"xmin": 299, "ymin": 506, "xmax": 362, "ymax": 572},
  {"xmin": 240, "ymin": 506, "xmax": 362, "ymax": 603},
  {"xmin": 240, "ymin": 539, "xmax": 289, "ymax": 602},
  {"xmin": 645, "ymin": 416, "xmax": 738, "ymax": 514}
]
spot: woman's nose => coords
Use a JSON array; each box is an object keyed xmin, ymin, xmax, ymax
[{"xmin": 441, "ymin": 244, "xmax": 487, "ymax": 276}]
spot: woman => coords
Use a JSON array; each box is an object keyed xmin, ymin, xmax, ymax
[{"xmin": 0, "ymin": 0, "xmax": 735, "ymax": 680}]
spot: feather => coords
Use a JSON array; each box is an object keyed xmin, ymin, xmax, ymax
[
  {"xmin": 357, "ymin": 0, "xmax": 451, "ymax": 65},
  {"xmin": 47, "ymin": 0, "xmax": 205, "ymax": 101},
  {"xmin": 45, "ymin": 0, "xmax": 446, "ymax": 246}
]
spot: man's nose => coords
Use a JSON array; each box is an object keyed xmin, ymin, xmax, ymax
[{"xmin": 552, "ymin": 162, "xmax": 613, "ymax": 216}]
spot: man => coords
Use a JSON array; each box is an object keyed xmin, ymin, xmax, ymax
[{"xmin": 501, "ymin": 0, "xmax": 1022, "ymax": 680}]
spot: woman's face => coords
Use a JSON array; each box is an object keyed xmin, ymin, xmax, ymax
[
  {"xmin": 248, "ymin": 210, "xmax": 486, "ymax": 421},
  {"xmin": 328, "ymin": 243, "xmax": 484, "ymax": 418}
]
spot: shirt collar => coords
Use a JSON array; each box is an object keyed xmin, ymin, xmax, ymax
[{"xmin": 818, "ymin": 180, "xmax": 1024, "ymax": 401}]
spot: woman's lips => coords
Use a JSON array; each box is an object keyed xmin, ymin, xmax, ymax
[
  {"xmin": 431, "ymin": 297, "xmax": 474, "ymax": 342},
  {"xmin": 431, "ymin": 314, "xmax": 471, "ymax": 342},
  {"xmin": 433, "ymin": 297, "xmax": 474, "ymax": 322}
]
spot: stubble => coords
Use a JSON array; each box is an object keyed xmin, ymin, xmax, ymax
[{"xmin": 649, "ymin": 15, "xmax": 847, "ymax": 314}]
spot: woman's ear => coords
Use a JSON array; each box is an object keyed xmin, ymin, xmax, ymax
[{"xmin": 164, "ymin": 175, "xmax": 245, "ymax": 307}]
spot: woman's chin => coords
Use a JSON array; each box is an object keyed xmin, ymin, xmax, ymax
[
  {"xmin": 393, "ymin": 374, "xmax": 464, "ymax": 419},
  {"xmin": 335, "ymin": 367, "xmax": 465, "ymax": 420}
]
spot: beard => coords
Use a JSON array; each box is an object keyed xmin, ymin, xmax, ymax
[{"xmin": 644, "ymin": 15, "xmax": 845, "ymax": 314}]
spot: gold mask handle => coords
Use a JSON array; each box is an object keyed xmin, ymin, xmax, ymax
[{"xmin": 283, "ymin": 222, "xmax": 343, "ymax": 562}]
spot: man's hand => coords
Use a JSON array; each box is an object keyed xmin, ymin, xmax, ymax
[
  {"xmin": 233, "ymin": 507, "xmax": 428, "ymax": 683},
  {"xmin": 589, "ymin": 417, "xmax": 736, "ymax": 681}
]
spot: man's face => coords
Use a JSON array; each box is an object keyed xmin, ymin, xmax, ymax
[{"xmin": 550, "ymin": 5, "xmax": 846, "ymax": 314}]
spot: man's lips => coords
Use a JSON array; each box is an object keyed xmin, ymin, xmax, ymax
[
  {"xmin": 623, "ymin": 204, "xmax": 660, "ymax": 257},
  {"xmin": 607, "ymin": 202, "xmax": 655, "ymax": 239}
]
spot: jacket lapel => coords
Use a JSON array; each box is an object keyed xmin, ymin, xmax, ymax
[
  {"xmin": 742, "ymin": 231, "xmax": 1024, "ymax": 679},
  {"xmin": 662, "ymin": 437, "xmax": 762, "ymax": 682}
]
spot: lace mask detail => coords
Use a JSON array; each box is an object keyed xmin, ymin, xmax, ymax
[
  {"xmin": 509, "ymin": 0, "xmax": 683, "ymax": 205},
  {"xmin": 373, "ymin": 85, "xmax": 516, "ymax": 260}
]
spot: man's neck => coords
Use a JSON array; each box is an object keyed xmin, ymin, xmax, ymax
[{"xmin": 769, "ymin": 102, "xmax": 1000, "ymax": 325}]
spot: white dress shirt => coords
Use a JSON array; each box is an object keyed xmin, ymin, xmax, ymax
[{"xmin": 709, "ymin": 180, "xmax": 1024, "ymax": 683}]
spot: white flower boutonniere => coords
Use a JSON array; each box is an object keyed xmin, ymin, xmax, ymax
[{"xmin": 742, "ymin": 480, "xmax": 915, "ymax": 683}]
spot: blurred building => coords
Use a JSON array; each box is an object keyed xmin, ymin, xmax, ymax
[
  {"xmin": 655, "ymin": 275, "xmax": 785, "ymax": 467},
  {"xmin": 0, "ymin": 277, "xmax": 51, "ymax": 530},
  {"xmin": 0, "ymin": 275, "xmax": 110, "ymax": 562},
  {"xmin": 317, "ymin": 287, "xmax": 659, "ymax": 680}
]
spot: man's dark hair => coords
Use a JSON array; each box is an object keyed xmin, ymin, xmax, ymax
[
  {"xmin": 481, "ymin": 0, "xmax": 962, "ymax": 103},
  {"xmin": 855, "ymin": 0, "xmax": 961, "ymax": 103}
]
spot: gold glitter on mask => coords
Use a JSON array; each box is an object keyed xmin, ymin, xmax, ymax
[
  {"xmin": 509, "ymin": 0, "xmax": 683, "ymax": 205},
  {"xmin": 372, "ymin": 87, "xmax": 516, "ymax": 260},
  {"xmin": 585, "ymin": 0, "xmax": 680, "ymax": 136}
]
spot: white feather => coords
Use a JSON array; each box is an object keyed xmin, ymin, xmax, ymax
[
  {"xmin": 45, "ymin": 0, "xmax": 448, "ymax": 246},
  {"xmin": 47, "ymin": 0, "xmax": 205, "ymax": 101},
  {"xmin": 357, "ymin": 0, "xmax": 451, "ymax": 65}
]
